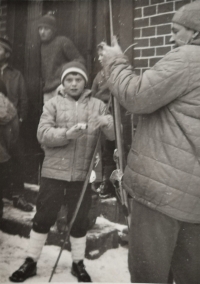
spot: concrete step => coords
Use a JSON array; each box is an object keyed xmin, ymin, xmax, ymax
[
  {"xmin": 24, "ymin": 183, "xmax": 127, "ymax": 225},
  {"xmin": 0, "ymin": 199, "xmax": 128, "ymax": 260}
]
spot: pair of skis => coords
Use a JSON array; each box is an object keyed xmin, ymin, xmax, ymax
[{"xmin": 108, "ymin": 0, "xmax": 131, "ymax": 228}]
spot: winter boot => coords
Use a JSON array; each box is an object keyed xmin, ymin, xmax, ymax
[
  {"xmin": 9, "ymin": 257, "xmax": 37, "ymax": 282},
  {"xmin": 13, "ymin": 195, "xmax": 33, "ymax": 212},
  {"xmin": 71, "ymin": 260, "xmax": 92, "ymax": 282}
]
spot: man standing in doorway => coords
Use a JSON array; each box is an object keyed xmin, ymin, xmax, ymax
[
  {"xmin": 100, "ymin": 1, "xmax": 200, "ymax": 283},
  {"xmin": 38, "ymin": 12, "xmax": 85, "ymax": 103},
  {"xmin": 0, "ymin": 35, "xmax": 33, "ymax": 212}
]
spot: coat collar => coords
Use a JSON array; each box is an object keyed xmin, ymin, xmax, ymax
[{"xmin": 58, "ymin": 88, "xmax": 92, "ymax": 102}]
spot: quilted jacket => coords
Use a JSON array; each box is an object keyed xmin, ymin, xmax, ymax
[
  {"xmin": 104, "ymin": 44, "xmax": 200, "ymax": 223},
  {"xmin": 37, "ymin": 89, "xmax": 114, "ymax": 182},
  {"xmin": 0, "ymin": 93, "xmax": 19, "ymax": 163}
]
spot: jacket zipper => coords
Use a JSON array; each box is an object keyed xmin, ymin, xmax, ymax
[{"xmin": 71, "ymin": 101, "xmax": 78, "ymax": 181}]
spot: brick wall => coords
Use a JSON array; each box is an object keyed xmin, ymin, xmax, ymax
[
  {"xmin": 0, "ymin": 0, "xmax": 7, "ymax": 35},
  {"xmin": 134, "ymin": 0, "xmax": 195, "ymax": 75}
]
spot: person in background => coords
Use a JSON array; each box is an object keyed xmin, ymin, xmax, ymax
[
  {"xmin": 9, "ymin": 61, "xmax": 114, "ymax": 283},
  {"xmin": 0, "ymin": 35, "xmax": 33, "ymax": 212},
  {"xmin": 100, "ymin": 1, "xmax": 200, "ymax": 283},
  {"xmin": 91, "ymin": 44, "xmax": 116, "ymax": 198},
  {"xmin": 0, "ymin": 80, "xmax": 19, "ymax": 219},
  {"xmin": 38, "ymin": 11, "xmax": 86, "ymax": 103}
]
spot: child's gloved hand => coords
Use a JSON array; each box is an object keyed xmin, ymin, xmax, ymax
[
  {"xmin": 66, "ymin": 123, "xmax": 87, "ymax": 140},
  {"xmin": 90, "ymin": 115, "xmax": 111, "ymax": 130}
]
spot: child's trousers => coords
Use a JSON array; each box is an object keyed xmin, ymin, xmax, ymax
[{"xmin": 33, "ymin": 177, "xmax": 92, "ymax": 238}]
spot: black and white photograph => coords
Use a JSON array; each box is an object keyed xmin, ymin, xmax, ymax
[{"xmin": 0, "ymin": 0, "xmax": 200, "ymax": 283}]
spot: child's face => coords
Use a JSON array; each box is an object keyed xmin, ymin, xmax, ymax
[
  {"xmin": 63, "ymin": 73, "xmax": 85, "ymax": 99},
  {"xmin": 98, "ymin": 48, "xmax": 103, "ymax": 66}
]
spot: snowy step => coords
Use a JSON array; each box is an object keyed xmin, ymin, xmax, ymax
[
  {"xmin": 0, "ymin": 199, "xmax": 127, "ymax": 260},
  {"xmin": 24, "ymin": 183, "xmax": 126, "ymax": 225}
]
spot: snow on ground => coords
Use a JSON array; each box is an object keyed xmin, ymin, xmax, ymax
[{"xmin": 0, "ymin": 231, "xmax": 130, "ymax": 283}]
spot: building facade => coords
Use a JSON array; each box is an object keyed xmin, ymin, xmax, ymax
[{"xmin": 0, "ymin": 0, "xmax": 196, "ymax": 183}]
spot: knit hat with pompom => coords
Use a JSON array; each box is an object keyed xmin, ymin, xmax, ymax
[{"xmin": 61, "ymin": 61, "xmax": 88, "ymax": 85}]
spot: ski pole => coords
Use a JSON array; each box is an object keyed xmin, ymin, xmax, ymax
[
  {"xmin": 48, "ymin": 99, "xmax": 112, "ymax": 282},
  {"xmin": 108, "ymin": 0, "xmax": 131, "ymax": 228}
]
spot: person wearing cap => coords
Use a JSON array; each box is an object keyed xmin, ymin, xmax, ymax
[
  {"xmin": 0, "ymin": 35, "xmax": 33, "ymax": 212},
  {"xmin": 9, "ymin": 61, "xmax": 115, "ymax": 283},
  {"xmin": 99, "ymin": 1, "xmax": 200, "ymax": 283},
  {"xmin": 38, "ymin": 11, "xmax": 85, "ymax": 103}
]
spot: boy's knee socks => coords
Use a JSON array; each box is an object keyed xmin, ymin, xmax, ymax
[
  {"xmin": 27, "ymin": 230, "xmax": 48, "ymax": 262},
  {"xmin": 70, "ymin": 235, "xmax": 86, "ymax": 263}
]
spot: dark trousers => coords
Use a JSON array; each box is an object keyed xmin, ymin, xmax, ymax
[
  {"xmin": 0, "ymin": 160, "xmax": 11, "ymax": 212},
  {"xmin": 10, "ymin": 137, "xmax": 25, "ymax": 197},
  {"xmin": 102, "ymin": 139, "xmax": 116, "ymax": 179},
  {"xmin": 128, "ymin": 199, "xmax": 200, "ymax": 284},
  {"xmin": 33, "ymin": 177, "xmax": 92, "ymax": 238}
]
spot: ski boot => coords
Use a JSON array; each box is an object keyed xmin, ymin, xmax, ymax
[
  {"xmin": 71, "ymin": 260, "xmax": 92, "ymax": 282},
  {"xmin": 9, "ymin": 257, "xmax": 37, "ymax": 282}
]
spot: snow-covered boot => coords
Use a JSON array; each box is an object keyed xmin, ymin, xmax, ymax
[
  {"xmin": 71, "ymin": 260, "xmax": 92, "ymax": 282},
  {"xmin": 9, "ymin": 257, "xmax": 37, "ymax": 282}
]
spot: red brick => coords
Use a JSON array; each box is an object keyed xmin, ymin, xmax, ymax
[
  {"xmin": 150, "ymin": 37, "xmax": 164, "ymax": 46},
  {"xmin": 134, "ymin": 49, "xmax": 141, "ymax": 58},
  {"xmin": 142, "ymin": 48, "xmax": 155, "ymax": 57},
  {"xmin": 135, "ymin": 8, "xmax": 142, "ymax": 18},
  {"xmin": 134, "ymin": 29, "xmax": 141, "ymax": 38},
  {"xmin": 150, "ymin": 13, "xmax": 173, "ymax": 25},
  {"xmin": 135, "ymin": 0, "xmax": 149, "ymax": 8},
  {"xmin": 134, "ymin": 58, "xmax": 149, "ymax": 68},
  {"xmin": 158, "ymin": 2, "xmax": 174, "ymax": 14},
  {"xmin": 142, "ymin": 27, "xmax": 156, "ymax": 37},
  {"xmin": 149, "ymin": 57, "xmax": 163, "ymax": 67},
  {"xmin": 135, "ymin": 38, "xmax": 149, "ymax": 47},
  {"xmin": 143, "ymin": 5, "xmax": 156, "ymax": 17},
  {"xmin": 157, "ymin": 24, "xmax": 171, "ymax": 35},
  {"xmin": 135, "ymin": 18, "xmax": 149, "ymax": 28},
  {"xmin": 156, "ymin": 46, "xmax": 171, "ymax": 56},
  {"xmin": 151, "ymin": 0, "xmax": 165, "ymax": 4}
]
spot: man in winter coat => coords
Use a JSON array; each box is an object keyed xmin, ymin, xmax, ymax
[
  {"xmin": 38, "ymin": 12, "xmax": 85, "ymax": 103},
  {"xmin": 9, "ymin": 61, "xmax": 115, "ymax": 283},
  {"xmin": 100, "ymin": 1, "xmax": 200, "ymax": 284},
  {"xmin": 0, "ymin": 80, "xmax": 19, "ymax": 218},
  {"xmin": 0, "ymin": 36, "xmax": 33, "ymax": 212}
]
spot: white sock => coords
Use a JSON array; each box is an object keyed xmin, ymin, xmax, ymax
[
  {"xmin": 70, "ymin": 235, "xmax": 87, "ymax": 263},
  {"xmin": 27, "ymin": 230, "xmax": 48, "ymax": 262}
]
